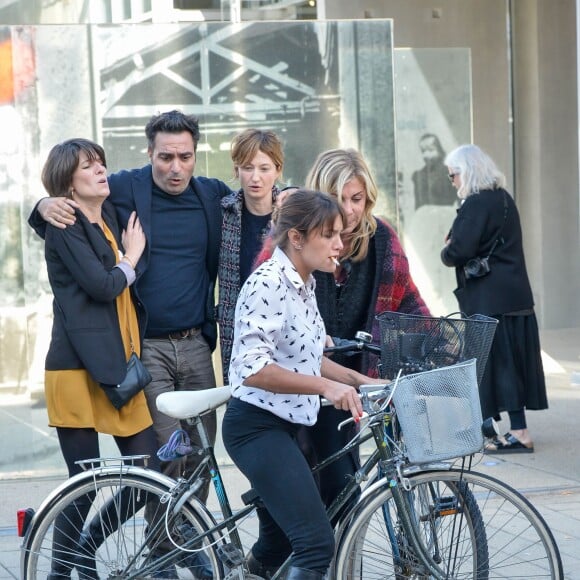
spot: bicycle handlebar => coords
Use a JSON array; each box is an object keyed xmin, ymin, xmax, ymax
[
  {"xmin": 324, "ymin": 336, "xmax": 382, "ymax": 357},
  {"xmin": 321, "ymin": 379, "xmax": 395, "ymax": 432}
]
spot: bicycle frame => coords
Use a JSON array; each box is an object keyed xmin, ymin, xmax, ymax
[
  {"xmin": 142, "ymin": 406, "xmax": 456, "ymax": 578},
  {"xmin": 176, "ymin": 395, "xmax": 473, "ymax": 579},
  {"xmin": 21, "ymin": 389, "xmax": 480, "ymax": 580}
]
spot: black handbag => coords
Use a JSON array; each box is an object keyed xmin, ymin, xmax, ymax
[
  {"xmin": 463, "ymin": 191, "xmax": 508, "ymax": 279},
  {"xmin": 101, "ymin": 352, "xmax": 152, "ymax": 410}
]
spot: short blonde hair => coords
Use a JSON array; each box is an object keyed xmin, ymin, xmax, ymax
[{"xmin": 231, "ymin": 128, "xmax": 284, "ymax": 176}]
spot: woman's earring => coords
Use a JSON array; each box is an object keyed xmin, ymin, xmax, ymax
[
  {"xmin": 295, "ymin": 244, "xmax": 302, "ymax": 251},
  {"xmin": 70, "ymin": 189, "xmax": 74, "ymax": 197}
]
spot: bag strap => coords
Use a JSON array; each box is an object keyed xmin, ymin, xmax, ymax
[{"xmin": 485, "ymin": 191, "xmax": 508, "ymax": 259}]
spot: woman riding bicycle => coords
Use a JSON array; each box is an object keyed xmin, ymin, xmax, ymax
[{"xmin": 222, "ymin": 189, "xmax": 383, "ymax": 580}]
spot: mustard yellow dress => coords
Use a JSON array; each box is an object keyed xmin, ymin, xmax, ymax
[{"xmin": 44, "ymin": 223, "xmax": 152, "ymax": 437}]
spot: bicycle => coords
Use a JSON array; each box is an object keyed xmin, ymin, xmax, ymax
[{"xmin": 20, "ymin": 312, "xmax": 563, "ymax": 579}]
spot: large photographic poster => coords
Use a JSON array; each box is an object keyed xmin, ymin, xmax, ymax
[
  {"xmin": 92, "ymin": 20, "xmax": 397, "ymax": 219},
  {"xmin": 0, "ymin": 20, "xmax": 396, "ymax": 477},
  {"xmin": 395, "ymin": 48, "xmax": 472, "ymax": 315}
]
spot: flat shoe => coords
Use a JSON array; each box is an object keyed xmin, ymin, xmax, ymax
[{"xmin": 485, "ymin": 432, "xmax": 534, "ymax": 454}]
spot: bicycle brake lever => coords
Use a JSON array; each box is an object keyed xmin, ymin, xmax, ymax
[{"xmin": 337, "ymin": 412, "xmax": 368, "ymax": 431}]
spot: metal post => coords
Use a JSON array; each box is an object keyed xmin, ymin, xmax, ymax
[
  {"xmin": 225, "ymin": 0, "xmax": 241, "ymax": 23},
  {"xmin": 577, "ymin": 0, "xmax": 580, "ymax": 223}
]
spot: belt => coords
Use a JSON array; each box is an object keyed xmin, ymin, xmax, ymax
[{"xmin": 150, "ymin": 327, "xmax": 201, "ymax": 340}]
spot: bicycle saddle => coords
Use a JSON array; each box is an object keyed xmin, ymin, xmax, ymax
[{"xmin": 156, "ymin": 386, "xmax": 232, "ymax": 419}]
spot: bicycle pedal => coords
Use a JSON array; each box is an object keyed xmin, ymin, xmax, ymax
[
  {"xmin": 434, "ymin": 496, "xmax": 462, "ymax": 518},
  {"xmin": 217, "ymin": 543, "xmax": 244, "ymax": 567}
]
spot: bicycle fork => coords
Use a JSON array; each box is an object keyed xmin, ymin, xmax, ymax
[{"xmin": 373, "ymin": 423, "xmax": 464, "ymax": 579}]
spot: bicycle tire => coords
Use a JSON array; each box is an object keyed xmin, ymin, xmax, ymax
[
  {"xmin": 22, "ymin": 469, "xmax": 224, "ymax": 579},
  {"xmin": 335, "ymin": 469, "xmax": 563, "ymax": 579},
  {"xmin": 333, "ymin": 471, "xmax": 487, "ymax": 579},
  {"xmin": 361, "ymin": 464, "xmax": 487, "ymax": 569}
]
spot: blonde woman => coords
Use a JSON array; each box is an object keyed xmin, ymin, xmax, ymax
[{"xmin": 306, "ymin": 149, "xmax": 430, "ymax": 508}]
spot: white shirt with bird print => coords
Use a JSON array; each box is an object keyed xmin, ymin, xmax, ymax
[{"xmin": 229, "ymin": 246, "xmax": 326, "ymax": 425}]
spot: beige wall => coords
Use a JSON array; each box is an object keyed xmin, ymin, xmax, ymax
[
  {"xmin": 323, "ymin": 0, "xmax": 580, "ymax": 329},
  {"xmin": 511, "ymin": 0, "xmax": 580, "ymax": 329}
]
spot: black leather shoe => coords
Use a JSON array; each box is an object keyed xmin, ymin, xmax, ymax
[{"xmin": 245, "ymin": 550, "xmax": 281, "ymax": 579}]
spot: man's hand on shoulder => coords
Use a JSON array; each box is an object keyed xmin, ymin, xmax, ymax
[{"xmin": 39, "ymin": 197, "xmax": 79, "ymax": 229}]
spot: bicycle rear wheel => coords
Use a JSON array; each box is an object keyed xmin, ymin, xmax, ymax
[
  {"xmin": 23, "ymin": 469, "xmax": 224, "ymax": 579},
  {"xmin": 335, "ymin": 469, "xmax": 562, "ymax": 579}
]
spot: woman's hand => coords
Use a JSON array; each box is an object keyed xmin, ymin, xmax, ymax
[
  {"xmin": 39, "ymin": 197, "xmax": 79, "ymax": 229},
  {"xmin": 121, "ymin": 212, "xmax": 146, "ymax": 268},
  {"xmin": 322, "ymin": 381, "xmax": 363, "ymax": 419}
]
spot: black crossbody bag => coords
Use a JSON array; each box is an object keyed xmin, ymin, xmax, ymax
[
  {"xmin": 101, "ymin": 347, "xmax": 152, "ymax": 410},
  {"xmin": 463, "ymin": 191, "xmax": 508, "ymax": 279}
]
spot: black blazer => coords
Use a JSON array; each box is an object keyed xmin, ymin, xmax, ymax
[
  {"xmin": 29, "ymin": 165, "xmax": 230, "ymax": 351},
  {"xmin": 43, "ymin": 201, "xmax": 135, "ymax": 385},
  {"xmin": 107, "ymin": 165, "xmax": 229, "ymax": 351},
  {"xmin": 441, "ymin": 187, "xmax": 534, "ymax": 316}
]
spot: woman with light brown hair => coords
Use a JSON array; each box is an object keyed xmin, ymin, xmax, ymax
[{"xmin": 218, "ymin": 128, "xmax": 285, "ymax": 383}]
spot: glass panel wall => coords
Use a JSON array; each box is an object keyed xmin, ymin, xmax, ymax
[
  {"xmin": 0, "ymin": 19, "xmax": 395, "ymax": 477},
  {"xmin": 394, "ymin": 48, "xmax": 472, "ymax": 315}
]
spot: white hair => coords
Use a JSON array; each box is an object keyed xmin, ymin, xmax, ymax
[{"xmin": 445, "ymin": 144, "xmax": 507, "ymax": 199}]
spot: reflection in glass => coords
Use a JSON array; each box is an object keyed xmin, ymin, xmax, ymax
[
  {"xmin": 395, "ymin": 48, "xmax": 472, "ymax": 316},
  {"xmin": 0, "ymin": 19, "xmax": 396, "ymax": 477}
]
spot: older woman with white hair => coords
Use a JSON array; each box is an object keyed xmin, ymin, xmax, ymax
[{"xmin": 441, "ymin": 144, "xmax": 547, "ymax": 453}]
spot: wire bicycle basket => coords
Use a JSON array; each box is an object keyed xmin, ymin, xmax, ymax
[
  {"xmin": 392, "ymin": 359, "xmax": 484, "ymax": 463},
  {"xmin": 377, "ymin": 311, "xmax": 498, "ymax": 386}
]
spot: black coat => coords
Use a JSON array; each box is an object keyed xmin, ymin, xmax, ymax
[
  {"xmin": 441, "ymin": 187, "xmax": 534, "ymax": 316},
  {"xmin": 30, "ymin": 165, "xmax": 229, "ymax": 352},
  {"xmin": 106, "ymin": 166, "xmax": 227, "ymax": 351},
  {"xmin": 43, "ymin": 201, "xmax": 135, "ymax": 385}
]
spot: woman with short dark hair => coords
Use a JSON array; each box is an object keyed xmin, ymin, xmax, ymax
[{"xmin": 39, "ymin": 138, "xmax": 158, "ymax": 578}]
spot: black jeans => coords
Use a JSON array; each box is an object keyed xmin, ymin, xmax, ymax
[{"xmin": 222, "ymin": 398, "xmax": 334, "ymax": 574}]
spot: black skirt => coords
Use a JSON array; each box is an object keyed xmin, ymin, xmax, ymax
[{"xmin": 479, "ymin": 312, "xmax": 548, "ymax": 419}]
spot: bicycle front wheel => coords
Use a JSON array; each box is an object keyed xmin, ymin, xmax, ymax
[
  {"xmin": 335, "ymin": 469, "xmax": 563, "ymax": 579},
  {"xmin": 23, "ymin": 470, "xmax": 224, "ymax": 579}
]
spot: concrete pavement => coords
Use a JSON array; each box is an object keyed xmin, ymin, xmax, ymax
[{"xmin": 1, "ymin": 326, "xmax": 580, "ymax": 578}]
